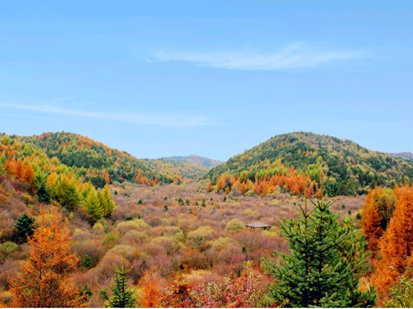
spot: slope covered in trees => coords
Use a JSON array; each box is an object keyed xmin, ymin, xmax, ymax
[
  {"xmin": 144, "ymin": 158, "xmax": 210, "ymax": 182},
  {"xmin": 205, "ymin": 132, "xmax": 413, "ymax": 197},
  {"xmin": 16, "ymin": 132, "xmax": 210, "ymax": 185}
]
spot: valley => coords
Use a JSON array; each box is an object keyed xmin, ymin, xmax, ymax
[{"xmin": 0, "ymin": 131, "xmax": 411, "ymax": 307}]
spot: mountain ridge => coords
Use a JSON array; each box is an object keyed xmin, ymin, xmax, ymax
[
  {"xmin": 385, "ymin": 152, "xmax": 413, "ymax": 162},
  {"xmin": 160, "ymin": 155, "xmax": 223, "ymax": 168}
]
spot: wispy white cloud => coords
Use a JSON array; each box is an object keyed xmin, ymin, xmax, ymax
[
  {"xmin": 150, "ymin": 43, "xmax": 368, "ymax": 71},
  {"xmin": 0, "ymin": 103, "xmax": 207, "ymax": 127}
]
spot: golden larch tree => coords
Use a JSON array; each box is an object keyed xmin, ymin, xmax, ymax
[
  {"xmin": 372, "ymin": 186, "xmax": 413, "ymax": 298},
  {"xmin": 9, "ymin": 206, "xmax": 88, "ymax": 308},
  {"xmin": 361, "ymin": 189, "xmax": 384, "ymax": 253}
]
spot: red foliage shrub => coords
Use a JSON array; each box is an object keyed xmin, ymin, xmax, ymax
[
  {"xmin": 139, "ymin": 269, "xmax": 163, "ymax": 308},
  {"xmin": 160, "ymin": 261, "xmax": 266, "ymax": 308},
  {"xmin": 180, "ymin": 249, "xmax": 209, "ymax": 271}
]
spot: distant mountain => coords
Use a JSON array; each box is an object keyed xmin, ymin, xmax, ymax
[
  {"xmin": 144, "ymin": 158, "xmax": 210, "ymax": 180},
  {"xmin": 161, "ymin": 155, "xmax": 223, "ymax": 169},
  {"xmin": 386, "ymin": 152, "xmax": 413, "ymax": 162},
  {"xmin": 17, "ymin": 132, "xmax": 209, "ymax": 184},
  {"xmin": 205, "ymin": 132, "xmax": 413, "ymax": 196}
]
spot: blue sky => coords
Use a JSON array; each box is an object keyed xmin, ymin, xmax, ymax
[{"xmin": 1, "ymin": 1, "xmax": 412, "ymax": 161}]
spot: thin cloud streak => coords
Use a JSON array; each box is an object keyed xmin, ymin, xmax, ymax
[
  {"xmin": 0, "ymin": 103, "xmax": 207, "ymax": 127},
  {"xmin": 151, "ymin": 43, "xmax": 368, "ymax": 70}
]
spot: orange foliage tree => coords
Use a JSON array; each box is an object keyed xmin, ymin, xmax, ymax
[
  {"xmin": 372, "ymin": 186, "xmax": 413, "ymax": 298},
  {"xmin": 361, "ymin": 190, "xmax": 384, "ymax": 253},
  {"xmin": 9, "ymin": 206, "xmax": 88, "ymax": 307},
  {"xmin": 22, "ymin": 164, "xmax": 35, "ymax": 185},
  {"xmin": 206, "ymin": 182, "xmax": 213, "ymax": 192},
  {"xmin": 216, "ymin": 177, "xmax": 224, "ymax": 193}
]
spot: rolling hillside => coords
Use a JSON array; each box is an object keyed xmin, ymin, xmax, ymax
[
  {"xmin": 16, "ymin": 132, "xmax": 209, "ymax": 185},
  {"xmin": 205, "ymin": 132, "xmax": 413, "ymax": 196}
]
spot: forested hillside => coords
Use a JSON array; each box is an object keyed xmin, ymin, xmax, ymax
[
  {"xmin": 144, "ymin": 158, "xmax": 210, "ymax": 181},
  {"xmin": 205, "ymin": 132, "xmax": 413, "ymax": 197},
  {"xmin": 16, "ymin": 132, "xmax": 210, "ymax": 186},
  {"xmin": 0, "ymin": 133, "xmax": 117, "ymax": 237}
]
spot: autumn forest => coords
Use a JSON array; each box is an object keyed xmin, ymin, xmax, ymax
[{"xmin": 0, "ymin": 131, "xmax": 412, "ymax": 307}]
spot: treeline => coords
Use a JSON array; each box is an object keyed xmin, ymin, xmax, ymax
[
  {"xmin": 206, "ymin": 160, "xmax": 323, "ymax": 198},
  {"xmin": 206, "ymin": 132, "xmax": 413, "ymax": 197}
]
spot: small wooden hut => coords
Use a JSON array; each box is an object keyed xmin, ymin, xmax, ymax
[{"xmin": 246, "ymin": 221, "xmax": 271, "ymax": 230}]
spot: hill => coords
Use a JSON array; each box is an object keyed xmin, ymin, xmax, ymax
[
  {"xmin": 160, "ymin": 155, "xmax": 223, "ymax": 168},
  {"xmin": 0, "ymin": 133, "xmax": 118, "ymax": 234},
  {"xmin": 205, "ymin": 132, "xmax": 413, "ymax": 196},
  {"xmin": 386, "ymin": 152, "xmax": 413, "ymax": 161},
  {"xmin": 16, "ymin": 132, "xmax": 209, "ymax": 185}
]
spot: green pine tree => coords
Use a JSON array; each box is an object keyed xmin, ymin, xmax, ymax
[
  {"xmin": 14, "ymin": 212, "xmax": 35, "ymax": 244},
  {"xmin": 262, "ymin": 199, "xmax": 376, "ymax": 307},
  {"xmin": 37, "ymin": 182, "xmax": 51, "ymax": 204},
  {"xmin": 100, "ymin": 265, "xmax": 137, "ymax": 308}
]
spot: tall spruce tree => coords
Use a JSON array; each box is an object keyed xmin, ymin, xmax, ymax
[
  {"xmin": 37, "ymin": 182, "xmax": 51, "ymax": 204},
  {"xmin": 263, "ymin": 199, "xmax": 376, "ymax": 307},
  {"xmin": 100, "ymin": 265, "xmax": 137, "ymax": 308},
  {"xmin": 14, "ymin": 212, "xmax": 35, "ymax": 244}
]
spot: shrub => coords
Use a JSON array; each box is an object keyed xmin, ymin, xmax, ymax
[
  {"xmin": 0, "ymin": 241, "xmax": 18, "ymax": 259},
  {"xmin": 116, "ymin": 219, "xmax": 148, "ymax": 234},
  {"xmin": 187, "ymin": 227, "xmax": 214, "ymax": 243},
  {"xmin": 212, "ymin": 237, "xmax": 234, "ymax": 251},
  {"xmin": 226, "ymin": 219, "xmax": 246, "ymax": 232},
  {"xmin": 94, "ymin": 252, "xmax": 131, "ymax": 283},
  {"xmin": 146, "ymin": 254, "xmax": 174, "ymax": 277},
  {"xmin": 0, "ymin": 260, "xmax": 19, "ymax": 289},
  {"xmin": 108, "ymin": 244, "xmax": 135, "ymax": 262},
  {"xmin": 181, "ymin": 249, "xmax": 209, "ymax": 271},
  {"xmin": 72, "ymin": 239, "xmax": 104, "ymax": 267},
  {"xmin": 160, "ymin": 261, "xmax": 265, "ymax": 307},
  {"xmin": 123, "ymin": 230, "xmax": 148, "ymax": 245},
  {"xmin": 72, "ymin": 229, "xmax": 92, "ymax": 241},
  {"xmin": 102, "ymin": 232, "xmax": 120, "ymax": 250},
  {"xmin": 150, "ymin": 237, "xmax": 180, "ymax": 256}
]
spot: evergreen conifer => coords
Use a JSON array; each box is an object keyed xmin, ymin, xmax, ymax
[
  {"xmin": 100, "ymin": 265, "xmax": 137, "ymax": 308},
  {"xmin": 37, "ymin": 182, "xmax": 51, "ymax": 204},
  {"xmin": 263, "ymin": 199, "xmax": 376, "ymax": 307},
  {"xmin": 14, "ymin": 212, "xmax": 35, "ymax": 243}
]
